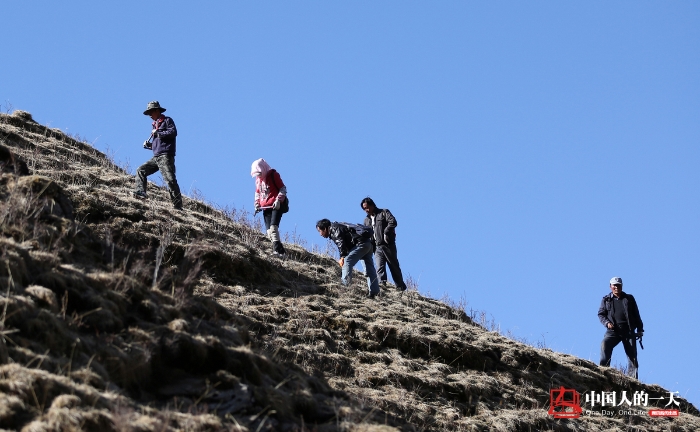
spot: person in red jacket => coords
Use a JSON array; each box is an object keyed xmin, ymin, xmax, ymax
[{"xmin": 251, "ymin": 158, "xmax": 288, "ymax": 256}]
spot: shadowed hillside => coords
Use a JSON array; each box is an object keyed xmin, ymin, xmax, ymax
[{"xmin": 0, "ymin": 109, "xmax": 698, "ymax": 431}]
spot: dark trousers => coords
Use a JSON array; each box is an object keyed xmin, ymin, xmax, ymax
[
  {"xmin": 262, "ymin": 208, "xmax": 283, "ymax": 229},
  {"xmin": 600, "ymin": 327, "xmax": 638, "ymax": 379},
  {"xmin": 263, "ymin": 208, "xmax": 285, "ymax": 254},
  {"xmin": 136, "ymin": 154, "xmax": 182, "ymax": 208},
  {"xmin": 375, "ymin": 242, "xmax": 406, "ymax": 289}
]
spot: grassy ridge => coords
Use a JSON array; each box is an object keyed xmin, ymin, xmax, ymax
[{"xmin": 0, "ymin": 110, "xmax": 697, "ymax": 431}]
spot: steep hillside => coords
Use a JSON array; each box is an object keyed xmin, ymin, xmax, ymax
[{"xmin": 0, "ymin": 109, "xmax": 698, "ymax": 431}]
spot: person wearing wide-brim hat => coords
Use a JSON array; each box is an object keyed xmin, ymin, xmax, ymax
[
  {"xmin": 143, "ymin": 101, "xmax": 167, "ymax": 115},
  {"xmin": 134, "ymin": 100, "xmax": 183, "ymax": 210}
]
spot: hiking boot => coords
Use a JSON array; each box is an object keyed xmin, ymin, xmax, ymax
[
  {"xmin": 367, "ymin": 292, "xmax": 379, "ymax": 299},
  {"xmin": 133, "ymin": 191, "xmax": 147, "ymax": 199},
  {"xmin": 398, "ymin": 285, "xmax": 407, "ymax": 292},
  {"xmin": 273, "ymin": 241, "xmax": 286, "ymax": 256}
]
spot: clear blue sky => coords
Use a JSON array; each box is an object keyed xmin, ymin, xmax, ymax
[{"xmin": 3, "ymin": 1, "xmax": 699, "ymax": 406}]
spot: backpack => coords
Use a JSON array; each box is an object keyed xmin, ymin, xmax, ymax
[{"xmin": 337, "ymin": 222, "xmax": 374, "ymax": 242}]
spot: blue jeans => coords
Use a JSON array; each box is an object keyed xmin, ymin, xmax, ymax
[
  {"xmin": 341, "ymin": 240, "xmax": 380, "ymax": 295},
  {"xmin": 600, "ymin": 327, "xmax": 638, "ymax": 379}
]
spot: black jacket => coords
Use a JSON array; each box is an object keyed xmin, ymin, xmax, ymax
[
  {"xmin": 329, "ymin": 222, "xmax": 367, "ymax": 258},
  {"xmin": 151, "ymin": 115, "xmax": 177, "ymax": 157},
  {"xmin": 363, "ymin": 208, "xmax": 397, "ymax": 247},
  {"xmin": 598, "ymin": 292, "xmax": 644, "ymax": 333}
]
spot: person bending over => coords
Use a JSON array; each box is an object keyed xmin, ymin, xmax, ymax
[{"xmin": 316, "ymin": 219, "xmax": 380, "ymax": 298}]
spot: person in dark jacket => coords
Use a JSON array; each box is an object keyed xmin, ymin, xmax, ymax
[
  {"xmin": 597, "ymin": 276, "xmax": 644, "ymax": 379},
  {"xmin": 316, "ymin": 219, "xmax": 380, "ymax": 298},
  {"xmin": 134, "ymin": 101, "xmax": 183, "ymax": 210},
  {"xmin": 361, "ymin": 197, "xmax": 407, "ymax": 291}
]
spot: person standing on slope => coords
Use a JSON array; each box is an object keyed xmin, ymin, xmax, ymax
[
  {"xmin": 361, "ymin": 197, "xmax": 407, "ymax": 291},
  {"xmin": 251, "ymin": 158, "xmax": 288, "ymax": 257},
  {"xmin": 598, "ymin": 276, "xmax": 644, "ymax": 379},
  {"xmin": 316, "ymin": 219, "xmax": 380, "ymax": 298},
  {"xmin": 134, "ymin": 101, "xmax": 183, "ymax": 210}
]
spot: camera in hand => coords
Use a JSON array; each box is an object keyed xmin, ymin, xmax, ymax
[{"xmin": 143, "ymin": 140, "xmax": 152, "ymax": 149}]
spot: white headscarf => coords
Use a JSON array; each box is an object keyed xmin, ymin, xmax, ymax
[{"xmin": 250, "ymin": 158, "xmax": 271, "ymax": 178}]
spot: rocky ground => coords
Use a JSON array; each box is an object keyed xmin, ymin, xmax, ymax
[{"xmin": 0, "ymin": 109, "xmax": 698, "ymax": 431}]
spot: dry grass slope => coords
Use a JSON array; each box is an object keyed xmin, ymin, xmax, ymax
[{"xmin": 0, "ymin": 109, "xmax": 697, "ymax": 431}]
